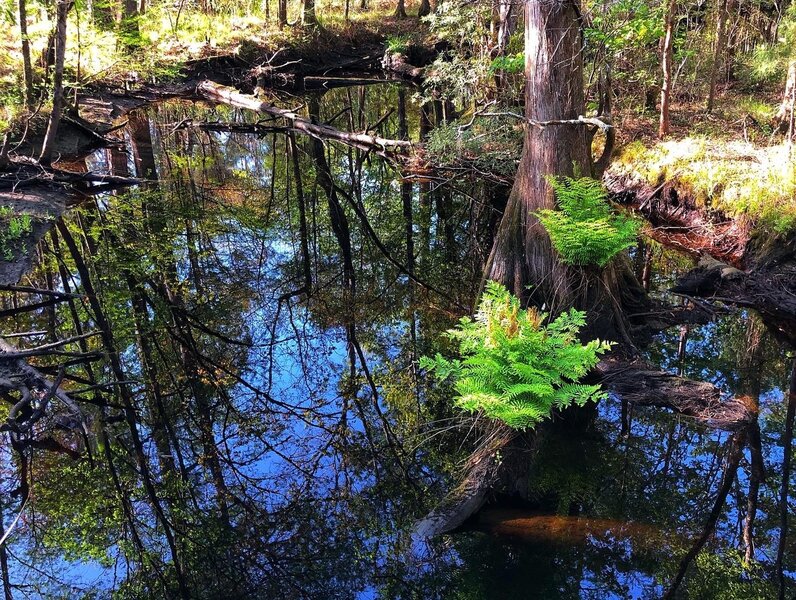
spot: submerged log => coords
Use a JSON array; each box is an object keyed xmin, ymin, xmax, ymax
[
  {"xmin": 196, "ymin": 80, "xmax": 413, "ymax": 158},
  {"xmin": 413, "ymin": 422, "xmax": 517, "ymax": 539},
  {"xmin": 596, "ymin": 357, "xmax": 755, "ymax": 430}
]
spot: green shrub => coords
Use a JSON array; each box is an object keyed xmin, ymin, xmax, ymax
[
  {"xmin": 536, "ymin": 176, "xmax": 640, "ymax": 267},
  {"xmin": 420, "ymin": 282, "xmax": 612, "ymax": 429}
]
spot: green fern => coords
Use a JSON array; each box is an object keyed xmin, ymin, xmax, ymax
[
  {"xmin": 420, "ymin": 282, "xmax": 612, "ymax": 430},
  {"xmin": 535, "ymin": 176, "xmax": 640, "ymax": 267}
]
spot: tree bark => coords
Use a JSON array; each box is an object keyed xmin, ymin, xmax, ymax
[
  {"xmin": 394, "ymin": 0, "xmax": 407, "ymax": 18},
  {"xmin": 659, "ymin": 0, "xmax": 677, "ymax": 138},
  {"xmin": 18, "ymin": 0, "xmax": 34, "ymax": 110},
  {"xmin": 278, "ymin": 0, "xmax": 287, "ymax": 28},
  {"xmin": 39, "ymin": 0, "xmax": 69, "ymax": 165},
  {"xmin": 418, "ymin": 0, "xmax": 431, "ymax": 17},
  {"xmin": 302, "ymin": 0, "xmax": 316, "ymax": 26},
  {"xmin": 774, "ymin": 59, "xmax": 796, "ymax": 140},
  {"xmin": 706, "ymin": 0, "xmax": 730, "ymax": 113},
  {"xmin": 485, "ymin": 0, "xmax": 590, "ymax": 310}
]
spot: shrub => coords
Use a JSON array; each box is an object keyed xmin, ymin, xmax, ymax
[
  {"xmin": 420, "ymin": 282, "xmax": 612, "ymax": 429},
  {"xmin": 536, "ymin": 176, "xmax": 640, "ymax": 267}
]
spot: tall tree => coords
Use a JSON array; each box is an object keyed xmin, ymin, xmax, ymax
[
  {"xmin": 39, "ymin": 0, "xmax": 69, "ymax": 165},
  {"xmin": 706, "ymin": 0, "xmax": 731, "ymax": 113},
  {"xmin": 775, "ymin": 59, "xmax": 796, "ymax": 140},
  {"xmin": 659, "ymin": 0, "xmax": 678, "ymax": 137},
  {"xmin": 485, "ymin": 0, "xmax": 590, "ymax": 310},
  {"xmin": 18, "ymin": 0, "xmax": 34, "ymax": 109},
  {"xmin": 302, "ymin": 0, "xmax": 317, "ymax": 25}
]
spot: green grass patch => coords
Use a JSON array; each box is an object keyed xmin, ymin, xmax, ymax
[{"xmin": 613, "ymin": 137, "xmax": 796, "ymax": 236}]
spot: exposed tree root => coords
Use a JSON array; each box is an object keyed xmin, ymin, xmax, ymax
[{"xmin": 604, "ymin": 171, "xmax": 750, "ymax": 267}]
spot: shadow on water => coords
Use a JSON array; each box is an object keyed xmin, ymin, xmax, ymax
[{"xmin": 0, "ymin": 84, "xmax": 791, "ymax": 599}]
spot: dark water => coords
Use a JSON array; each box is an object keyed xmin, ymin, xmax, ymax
[{"xmin": 0, "ymin": 84, "xmax": 792, "ymax": 599}]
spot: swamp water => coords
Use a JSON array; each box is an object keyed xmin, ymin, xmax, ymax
[{"xmin": 0, "ymin": 84, "xmax": 792, "ymax": 599}]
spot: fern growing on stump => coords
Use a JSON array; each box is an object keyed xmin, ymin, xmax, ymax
[
  {"xmin": 420, "ymin": 282, "xmax": 612, "ymax": 429},
  {"xmin": 536, "ymin": 176, "xmax": 640, "ymax": 267}
]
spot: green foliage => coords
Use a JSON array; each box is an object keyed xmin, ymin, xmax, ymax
[
  {"xmin": 424, "ymin": 115, "xmax": 522, "ymax": 178},
  {"xmin": 420, "ymin": 282, "xmax": 612, "ymax": 429},
  {"xmin": 536, "ymin": 176, "xmax": 640, "ymax": 267},
  {"xmin": 489, "ymin": 52, "xmax": 523, "ymax": 74},
  {"xmin": 0, "ymin": 207, "xmax": 33, "ymax": 261},
  {"xmin": 386, "ymin": 34, "xmax": 410, "ymax": 54}
]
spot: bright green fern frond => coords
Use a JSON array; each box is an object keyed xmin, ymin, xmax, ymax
[
  {"xmin": 421, "ymin": 282, "xmax": 613, "ymax": 430},
  {"xmin": 536, "ymin": 176, "xmax": 640, "ymax": 267}
]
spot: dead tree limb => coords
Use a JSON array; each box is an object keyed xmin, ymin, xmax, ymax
[{"xmin": 196, "ymin": 80, "xmax": 413, "ymax": 158}]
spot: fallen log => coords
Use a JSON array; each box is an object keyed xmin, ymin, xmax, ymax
[
  {"xmin": 196, "ymin": 80, "xmax": 413, "ymax": 158},
  {"xmin": 604, "ymin": 171, "xmax": 749, "ymax": 266}
]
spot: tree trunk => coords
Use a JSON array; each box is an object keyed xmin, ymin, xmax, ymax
[
  {"xmin": 302, "ymin": 0, "xmax": 316, "ymax": 26},
  {"xmin": 18, "ymin": 0, "xmax": 34, "ymax": 110},
  {"xmin": 706, "ymin": 0, "xmax": 730, "ymax": 113},
  {"xmin": 485, "ymin": 0, "xmax": 590, "ymax": 310},
  {"xmin": 278, "ymin": 0, "xmax": 287, "ymax": 27},
  {"xmin": 39, "ymin": 0, "xmax": 69, "ymax": 165},
  {"xmin": 418, "ymin": 0, "xmax": 431, "ymax": 17},
  {"xmin": 659, "ymin": 0, "xmax": 677, "ymax": 138},
  {"xmin": 775, "ymin": 59, "xmax": 796, "ymax": 140},
  {"xmin": 394, "ymin": 0, "xmax": 407, "ymax": 18}
]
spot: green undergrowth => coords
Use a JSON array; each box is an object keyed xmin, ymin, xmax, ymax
[
  {"xmin": 613, "ymin": 137, "xmax": 796, "ymax": 236},
  {"xmin": 424, "ymin": 115, "xmax": 522, "ymax": 180},
  {"xmin": 0, "ymin": 206, "xmax": 33, "ymax": 261},
  {"xmin": 420, "ymin": 281, "xmax": 612, "ymax": 430}
]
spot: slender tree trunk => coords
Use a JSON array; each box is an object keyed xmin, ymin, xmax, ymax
[
  {"xmin": 40, "ymin": 0, "xmax": 69, "ymax": 165},
  {"xmin": 394, "ymin": 0, "xmax": 407, "ymax": 18},
  {"xmin": 659, "ymin": 0, "xmax": 677, "ymax": 138},
  {"xmin": 18, "ymin": 0, "xmax": 34, "ymax": 110},
  {"xmin": 301, "ymin": 0, "xmax": 316, "ymax": 26},
  {"xmin": 485, "ymin": 0, "xmax": 590, "ymax": 308},
  {"xmin": 278, "ymin": 0, "xmax": 287, "ymax": 27},
  {"xmin": 776, "ymin": 360, "xmax": 796, "ymax": 600},
  {"xmin": 775, "ymin": 59, "xmax": 796, "ymax": 141},
  {"xmin": 495, "ymin": 0, "xmax": 514, "ymax": 54},
  {"xmin": 0, "ymin": 498, "xmax": 12, "ymax": 600},
  {"xmin": 706, "ymin": 0, "xmax": 730, "ymax": 113}
]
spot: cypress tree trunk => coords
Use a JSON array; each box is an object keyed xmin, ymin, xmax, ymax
[
  {"xmin": 418, "ymin": 0, "xmax": 430, "ymax": 17},
  {"xmin": 485, "ymin": 0, "xmax": 590, "ymax": 311},
  {"xmin": 394, "ymin": 0, "xmax": 407, "ymax": 18},
  {"xmin": 40, "ymin": 0, "xmax": 69, "ymax": 165}
]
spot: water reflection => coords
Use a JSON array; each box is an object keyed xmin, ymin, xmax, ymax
[{"xmin": 0, "ymin": 85, "xmax": 791, "ymax": 598}]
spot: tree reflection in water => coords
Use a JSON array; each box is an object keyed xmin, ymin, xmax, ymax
[{"xmin": 0, "ymin": 85, "xmax": 790, "ymax": 599}]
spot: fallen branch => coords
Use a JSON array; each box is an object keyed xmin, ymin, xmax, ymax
[{"xmin": 196, "ymin": 80, "xmax": 413, "ymax": 158}]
